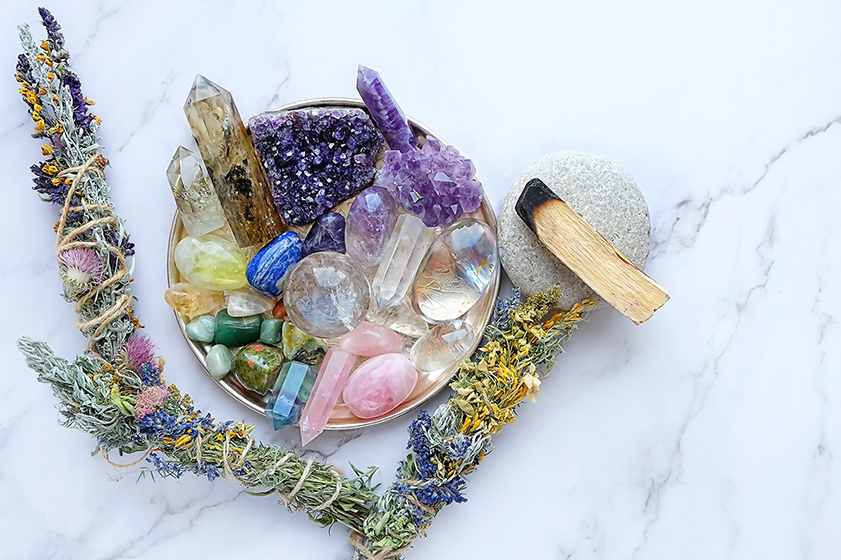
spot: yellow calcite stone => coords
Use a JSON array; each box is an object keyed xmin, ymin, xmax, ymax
[
  {"xmin": 164, "ymin": 282, "xmax": 224, "ymax": 319},
  {"xmin": 174, "ymin": 234, "xmax": 248, "ymax": 291}
]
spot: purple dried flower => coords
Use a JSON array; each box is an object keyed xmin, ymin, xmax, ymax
[
  {"xmin": 134, "ymin": 385, "xmax": 170, "ymax": 420},
  {"xmin": 38, "ymin": 8, "xmax": 65, "ymax": 50},
  {"xmin": 124, "ymin": 335, "xmax": 158, "ymax": 369},
  {"xmin": 59, "ymin": 247, "xmax": 103, "ymax": 284}
]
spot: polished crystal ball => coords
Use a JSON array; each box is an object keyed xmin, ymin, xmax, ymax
[{"xmin": 283, "ymin": 252, "xmax": 371, "ymax": 339}]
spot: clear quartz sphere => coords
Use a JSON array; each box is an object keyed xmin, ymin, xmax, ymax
[
  {"xmin": 283, "ymin": 252, "xmax": 371, "ymax": 339},
  {"xmin": 413, "ymin": 218, "xmax": 498, "ymax": 322}
]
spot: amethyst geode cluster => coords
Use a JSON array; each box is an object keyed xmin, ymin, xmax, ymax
[
  {"xmin": 249, "ymin": 108, "xmax": 384, "ymax": 225},
  {"xmin": 378, "ymin": 137, "xmax": 483, "ymax": 227}
]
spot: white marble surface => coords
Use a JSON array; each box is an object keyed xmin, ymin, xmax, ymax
[{"xmin": 2, "ymin": 1, "xmax": 841, "ymax": 558}]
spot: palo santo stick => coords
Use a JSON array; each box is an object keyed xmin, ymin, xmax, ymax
[{"xmin": 515, "ymin": 178, "xmax": 669, "ymax": 324}]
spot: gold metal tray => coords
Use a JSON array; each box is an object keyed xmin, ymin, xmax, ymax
[{"xmin": 167, "ymin": 98, "xmax": 499, "ymax": 430}]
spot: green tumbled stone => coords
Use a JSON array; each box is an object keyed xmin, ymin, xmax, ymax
[
  {"xmin": 186, "ymin": 314, "xmax": 216, "ymax": 343},
  {"xmin": 260, "ymin": 318, "xmax": 284, "ymax": 345},
  {"xmin": 281, "ymin": 321, "xmax": 327, "ymax": 365},
  {"xmin": 206, "ymin": 344, "xmax": 233, "ymax": 380},
  {"xmin": 215, "ymin": 309, "xmax": 262, "ymax": 348},
  {"xmin": 232, "ymin": 343, "xmax": 285, "ymax": 394}
]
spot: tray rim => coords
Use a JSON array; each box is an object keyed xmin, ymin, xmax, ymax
[{"xmin": 167, "ymin": 97, "xmax": 500, "ymax": 431}]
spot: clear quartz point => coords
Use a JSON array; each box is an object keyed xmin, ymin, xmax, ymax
[
  {"xmin": 166, "ymin": 146, "xmax": 226, "ymax": 237},
  {"xmin": 410, "ymin": 320, "xmax": 477, "ymax": 373},
  {"xmin": 373, "ymin": 214, "xmax": 433, "ymax": 310}
]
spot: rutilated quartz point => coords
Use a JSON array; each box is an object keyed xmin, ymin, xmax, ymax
[
  {"xmin": 299, "ymin": 349, "xmax": 356, "ymax": 445},
  {"xmin": 372, "ymin": 214, "xmax": 433, "ymax": 310},
  {"xmin": 166, "ymin": 146, "xmax": 226, "ymax": 237},
  {"xmin": 183, "ymin": 75, "xmax": 284, "ymax": 248}
]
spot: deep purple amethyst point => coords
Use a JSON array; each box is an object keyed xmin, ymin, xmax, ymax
[{"xmin": 356, "ymin": 65, "xmax": 417, "ymax": 154}]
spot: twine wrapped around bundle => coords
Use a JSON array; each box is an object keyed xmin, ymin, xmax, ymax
[{"xmin": 16, "ymin": 10, "xmax": 592, "ymax": 560}]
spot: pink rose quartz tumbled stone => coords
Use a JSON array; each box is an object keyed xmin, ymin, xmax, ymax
[
  {"xmin": 338, "ymin": 321, "xmax": 403, "ymax": 357},
  {"xmin": 342, "ymin": 353, "xmax": 418, "ymax": 419}
]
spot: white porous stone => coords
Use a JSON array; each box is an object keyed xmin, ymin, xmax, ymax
[{"xmin": 498, "ymin": 151, "xmax": 651, "ymax": 309}]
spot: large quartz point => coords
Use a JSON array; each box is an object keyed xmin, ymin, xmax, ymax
[
  {"xmin": 410, "ymin": 320, "xmax": 477, "ymax": 373},
  {"xmin": 372, "ymin": 214, "xmax": 432, "ymax": 310},
  {"xmin": 167, "ymin": 146, "xmax": 226, "ymax": 237},
  {"xmin": 300, "ymin": 349, "xmax": 356, "ymax": 445},
  {"xmin": 345, "ymin": 186, "xmax": 398, "ymax": 267},
  {"xmin": 413, "ymin": 218, "xmax": 498, "ymax": 322},
  {"xmin": 284, "ymin": 252, "xmax": 371, "ymax": 339},
  {"xmin": 367, "ymin": 297, "xmax": 428, "ymax": 339},
  {"xmin": 183, "ymin": 75, "xmax": 284, "ymax": 248}
]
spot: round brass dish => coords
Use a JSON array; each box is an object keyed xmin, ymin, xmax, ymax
[{"xmin": 167, "ymin": 98, "xmax": 499, "ymax": 430}]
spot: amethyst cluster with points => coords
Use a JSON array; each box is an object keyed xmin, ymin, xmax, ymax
[
  {"xmin": 249, "ymin": 108, "xmax": 384, "ymax": 225},
  {"xmin": 377, "ymin": 137, "xmax": 484, "ymax": 227}
]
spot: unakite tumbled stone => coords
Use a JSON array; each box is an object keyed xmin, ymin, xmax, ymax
[
  {"xmin": 206, "ymin": 344, "xmax": 233, "ymax": 380},
  {"xmin": 185, "ymin": 314, "xmax": 215, "ymax": 343},
  {"xmin": 215, "ymin": 309, "xmax": 262, "ymax": 348},
  {"xmin": 232, "ymin": 343, "xmax": 285, "ymax": 394},
  {"xmin": 260, "ymin": 318, "xmax": 283, "ymax": 345}
]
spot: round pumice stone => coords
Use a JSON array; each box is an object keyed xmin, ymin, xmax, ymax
[{"xmin": 498, "ymin": 150, "xmax": 650, "ymax": 310}]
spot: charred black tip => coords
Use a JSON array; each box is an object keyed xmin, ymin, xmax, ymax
[{"xmin": 515, "ymin": 178, "xmax": 560, "ymax": 235}]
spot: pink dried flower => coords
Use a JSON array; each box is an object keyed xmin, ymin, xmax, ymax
[
  {"xmin": 124, "ymin": 335, "xmax": 158, "ymax": 369},
  {"xmin": 134, "ymin": 385, "xmax": 169, "ymax": 420},
  {"xmin": 59, "ymin": 247, "xmax": 103, "ymax": 284}
]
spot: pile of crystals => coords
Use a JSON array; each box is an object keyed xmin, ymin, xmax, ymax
[{"xmin": 165, "ymin": 68, "xmax": 497, "ymax": 445}]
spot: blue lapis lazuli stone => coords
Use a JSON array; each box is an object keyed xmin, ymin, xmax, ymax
[
  {"xmin": 265, "ymin": 361, "xmax": 316, "ymax": 430},
  {"xmin": 246, "ymin": 231, "xmax": 302, "ymax": 297}
]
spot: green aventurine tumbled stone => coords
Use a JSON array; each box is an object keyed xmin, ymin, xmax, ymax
[
  {"xmin": 206, "ymin": 344, "xmax": 233, "ymax": 380},
  {"xmin": 215, "ymin": 309, "xmax": 262, "ymax": 348},
  {"xmin": 186, "ymin": 314, "xmax": 216, "ymax": 343},
  {"xmin": 281, "ymin": 321, "xmax": 327, "ymax": 365},
  {"xmin": 260, "ymin": 318, "xmax": 283, "ymax": 345},
  {"xmin": 232, "ymin": 343, "xmax": 285, "ymax": 394}
]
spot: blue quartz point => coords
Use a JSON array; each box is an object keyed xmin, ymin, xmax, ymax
[
  {"xmin": 265, "ymin": 361, "xmax": 317, "ymax": 430},
  {"xmin": 246, "ymin": 231, "xmax": 302, "ymax": 298}
]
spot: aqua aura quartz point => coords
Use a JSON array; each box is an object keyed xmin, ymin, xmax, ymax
[
  {"xmin": 184, "ymin": 75, "xmax": 284, "ymax": 248},
  {"xmin": 265, "ymin": 361, "xmax": 317, "ymax": 430},
  {"xmin": 413, "ymin": 218, "xmax": 498, "ymax": 322},
  {"xmin": 166, "ymin": 146, "xmax": 226, "ymax": 237},
  {"xmin": 373, "ymin": 214, "xmax": 433, "ymax": 310},
  {"xmin": 174, "ymin": 234, "xmax": 248, "ymax": 291}
]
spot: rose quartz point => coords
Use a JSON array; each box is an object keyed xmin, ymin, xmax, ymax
[
  {"xmin": 299, "ymin": 349, "xmax": 357, "ymax": 445},
  {"xmin": 342, "ymin": 353, "xmax": 418, "ymax": 419},
  {"xmin": 338, "ymin": 321, "xmax": 403, "ymax": 357}
]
